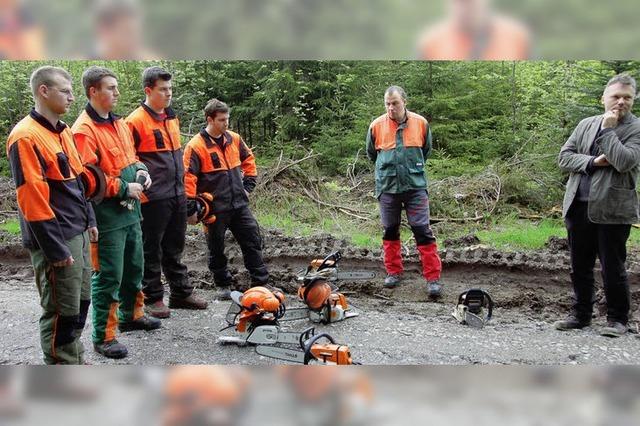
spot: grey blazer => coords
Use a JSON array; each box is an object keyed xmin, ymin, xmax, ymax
[{"xmin": 558, "ymin": 112, "xmax": 640, "ymax": 224}]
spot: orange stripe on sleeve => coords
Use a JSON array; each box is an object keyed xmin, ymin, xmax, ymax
[
  {"xmin": 239, "ymin": 140, "xmax": 257, "ymax": 177},
  {"xmin": 183, "ymin": 144, "xmax": 199, "ymax": 198},
  {"xmin": 14, "ymin": 138, "xmax": 56, "ymax": 222}
]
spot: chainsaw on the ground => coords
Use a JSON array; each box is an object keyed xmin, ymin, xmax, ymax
[
  {"xmin": 452, "ymin": 288, "xmax": 493, "ymax": 328},
  {"xmin": 280, "ymin": 251, "xmax": 373, "ymax": 324},
  {"xmin": 256, "ymin": 332, "xmax": 357, "ymax": 365},
  {"xmin": 217, "ymin": 286, "xmax": 357, "ymax": 364},
  {"xmin": 217, "ymin": 286, "xmax": 301, "ymax": 345}
]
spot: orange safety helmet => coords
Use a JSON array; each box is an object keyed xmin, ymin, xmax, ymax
[
  {"xmin": 80, "ymin": 163, "xmax": 107, "ymax": 204},
  {"xmin": 241, "ymin": 286, "xmax": 284, "ymax": 313},
  {"xmin": 195, "ymin": 192, "xmax": 216, "ymax": 224},
  {"xmin": 235, "ymin": 286, "xmax": 285, "ymax": 332},
  {"xmin": 298, "ymin": 280, "xmax": 332, "ymax": 311},
  {"xmin": 162, "ymin": 366, "xmax": 243, "ymax": 426}
]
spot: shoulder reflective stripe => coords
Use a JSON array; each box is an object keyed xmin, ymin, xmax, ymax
[
  {"xmin": 33, "ymin": 145, "xmax": 47, "ymax": 172},
  {"xmin": 210, "ymin": 152, "xmax": 221, "ymax": 168},
  {"xmin": 56, "ymin": 152, "xmax": 70, "ymax": 178},
  {"xmin": 8, "ymin": 142, "xmax": 26, "ymax": 187},
  {"xmin": 152, "ymin": 129, "xmax": 165, "ymax": 149},
  {"xmin": 131, "ymin": 126, "xmax": 142, "ymax": 150},
  {"xmin": 188, "ymin": 149, "xmax": 201, "ymax": 174}
]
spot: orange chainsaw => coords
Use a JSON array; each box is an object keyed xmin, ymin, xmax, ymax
[
  {"xmin": 218, "ymin": 287, "xmax": 358, "ymax": 364},
  {"xmin": 280, "ymin": 251, "xmax": 371, "ymax": 324},
  {"xmin": 255, "ymin": 332, "xmax": 357, "ymax": 365}
]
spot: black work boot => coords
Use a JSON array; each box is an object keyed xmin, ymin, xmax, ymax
[
  {"xmin": 119, "ymin": 315, "xmax": 162, "ymax": 332},
  {"xmin": 553, "ymin": 315, "xmax": 591, "ymax": 331},
  {"xmin": 600, "ymin": 321, "xmax": 627, "ymax": 338},
  {"xmin": 427, "ymin": 280, "xmax": 443, "ymax": 298},
  {"xmin": 214, "ymin": 286, "xmax": 232, "ymax": 301},
  {"xmin": 94, "ymin": 339, "xmax": 128, "ymax": 359},
  {"xmin": 383, "ymin": 274, "xmax": 402, "ymax": 288}
]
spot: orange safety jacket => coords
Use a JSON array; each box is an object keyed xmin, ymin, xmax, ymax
[
  {"xmin": 6, "ymin": 110, "xmax": 95, "ymax": 262},
  {"xmin": 0, "ymin": 7, "xmax": 45, "ymax": 59},
  {"xmin": 125, "ymin": 103, "xmax": 185, "ymax": 203},
  {"xmin": 72, "ymin": 103, "xmax": 147, "ymax": 232},
  {"xmin": 183, "ymin": 129, "xmax": 257, "ymax": 214},
  {"xmin": 418, "ymin": 16, "xmax": 530, "ymax": 60}
]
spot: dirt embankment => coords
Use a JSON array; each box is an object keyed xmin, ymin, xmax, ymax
[{"xmin": 2, "ymin": 223, "xmax": 639, "ymax": 319}]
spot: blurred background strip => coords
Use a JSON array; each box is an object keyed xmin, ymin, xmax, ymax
[{"xmin": 4, "ymin": 0, "xmax": 640, "ymax": 60}]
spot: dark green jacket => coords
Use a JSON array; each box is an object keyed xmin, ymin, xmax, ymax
[{"xmin": 366, "ymin": 111, "xmax": 432, "ymax": 197}]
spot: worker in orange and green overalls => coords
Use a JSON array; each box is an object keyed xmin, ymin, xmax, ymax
[
  {"xmin": 72, "ymin": 65, "xmax": 160, "ymax": 359},
  {"xmin": 6, "ymin": 66, "xmax": 96, "ymax": 364}
]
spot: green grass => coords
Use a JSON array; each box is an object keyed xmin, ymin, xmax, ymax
[
  {"xmin": 475, "ymin": 218, "xmax": 640, "ymax": 250},
  {"xmin": 255, "ymin": 196, "xmax": 640, "ymax": 252},
  {"xmin": 254, "ymin": 194, "xmax": 383, "ymax": 249},
  {"xmin": 475, "ymin": 218, "xmax": 566, "ymax": 250},
  {"xmin": 350, "ymin": 232, "xmax": 379, "ymax": 249},
  {"xmin": 0, "ymin": 219, "xmax": 20, "ymax": 235}
]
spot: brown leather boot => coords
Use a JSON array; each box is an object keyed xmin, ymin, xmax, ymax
[
  {"xmin": 169, "ymin": 294, "xmax": 208, "ymax": 310},
  {"xmin": 145, "ymin": 300, "xmax": 170, "ymax": 319}
]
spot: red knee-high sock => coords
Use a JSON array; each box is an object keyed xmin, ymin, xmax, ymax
[
  {"xmin": 383, "ymin": 240, "xmax": 403, "ymax": 275},
  {"xmin": 417, "ymin": 242, "xmax": 441, "ymax": 281}
]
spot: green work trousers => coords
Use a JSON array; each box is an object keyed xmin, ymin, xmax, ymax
[
  {"xmin": 30, "ymin": 231, "xmax": 91, "ymax": 365},
  {"xmin": 90, "ymin": 222, "xmax": 145, "ymax": 344}
]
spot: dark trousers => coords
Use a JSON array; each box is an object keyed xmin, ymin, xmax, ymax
[
  {"xmin": 206, "ymin": 205, "xmax": 269, "ymax": 287},
  {"xmin": 141, "ymin": 196, "xmax": 192, "ymax": 303},
  {"xmin": 565, "ymin": 200, "xmax": 631, "ymax": 324},
  {"xmin": 379, "ymin": 190, "xmax": 437, "ymax": 245}
]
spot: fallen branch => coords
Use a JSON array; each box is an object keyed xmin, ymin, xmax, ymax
[
  {"xmin": 430, "ymin": 215, "xmax": 484, "ymax": 223},
  {"xmin": 337, "ymin": 208, "xmax": 370, "ymax": 221},
  {"xmin": 373, "ymin": 293, "xmax": 391, "ymax": 300},
  {"xmin": 518, "ymin": 214, "xmax": 545, "ymax": 220},
  {"xmin": 301, "ymin": 186, "xmax": 369, "ymax": 217},
  {"xmin": 486, "ymin": 171, "xmax": 501, "ymax": 216},
  {"xmin": 346, "ymin": 148, "xmax": 361, "ymax": 187},
  {"xmin": 255, "ymin": 151, "xmax": 320, "ymax": 190},
  {"xmin": 193, "ymin": 278, "xmax": 212, "ymax": 289}
]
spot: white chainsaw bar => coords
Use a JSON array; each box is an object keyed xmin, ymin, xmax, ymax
[
  {"xmin": 218, "ymin": 325, "xmax": 315, "ymax": 346},
  {"xmin": 335, "ymin": 271, "xmax": 376, "ymax": 280},
  {"xmin": 281, "ymin": 306, "xmax": 359, "ymax": 322},
  {"xmin": 255, "ymin": 345, "xmax": 307, "ymax": 363}
]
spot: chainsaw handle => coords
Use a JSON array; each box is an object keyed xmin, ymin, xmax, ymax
[
  {"xmin": 457, "ymin": 289, "xmax": 493, "ymax": 322},
  {"xmin": 317, "ymin": 251, "xmax": 342, "ymax": 271},
  {"xmin": 484, "ymin": 291, "xmax": 493, "ymax": 321},
  {"xmin": 298, "ymin": 326, "xmax": 316, "ymax": 349},
  {"xmin": 303, "ymin": 333, "xmax": 335, "ymax": 364}
]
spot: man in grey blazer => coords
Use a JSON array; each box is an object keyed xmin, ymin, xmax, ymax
[{"xmin": 555, "ymin": 73, "xmax": 640, "ymax": 337}]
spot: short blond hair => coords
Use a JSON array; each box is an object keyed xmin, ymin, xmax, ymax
[{"xmin": 30, "ymin": 66, "xmax": 72, "ymax": 98}]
